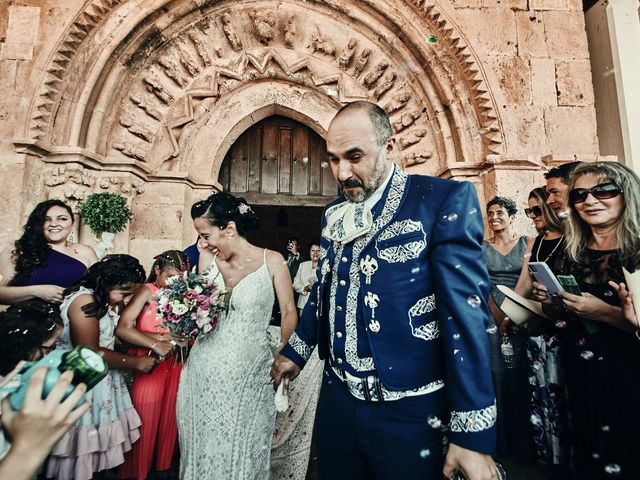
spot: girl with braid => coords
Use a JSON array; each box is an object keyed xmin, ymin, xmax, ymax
[
  {"xmin": 116, "ymin": 250, "xmax": 189, "ymax": 480},
  {"xmin": 45, "ymin": 255, "xmax": 154, "ymax": 480}
]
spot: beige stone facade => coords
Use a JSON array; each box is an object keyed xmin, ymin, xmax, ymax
[{"xmin": 0, "ymin": 0, "xmax": 608, "ymax": 266}]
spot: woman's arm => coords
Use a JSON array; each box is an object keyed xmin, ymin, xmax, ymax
[
  {"xmin": 514, "ymin": 237, "xmax": 536, "ymax": 296},
  {"xmin": 267, "ymin": 250, "xmax": 297, "ymax": 348},
  {"xmin": 67, "ymin": 294, "xmax": 157, "ymax": 372},
  {"xmin": 0, "ymin": 247, "xmax": 64, "ymax": 304},
  {"xmin": 114, "ymin": 285, "xmax": 174, "ymax": 357}
]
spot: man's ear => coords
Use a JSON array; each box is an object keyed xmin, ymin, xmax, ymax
[{"xmin": 385, "ymin": 137, "xmax": 398, "ymax": 162}]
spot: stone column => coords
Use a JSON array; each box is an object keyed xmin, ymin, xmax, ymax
[{"xmin": 585, "ymin": 0, "xmax": 640, "ymax": 171}]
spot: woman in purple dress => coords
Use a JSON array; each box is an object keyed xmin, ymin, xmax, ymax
[{"xmin": 0, "ymin": 199, "xmax": 98, "ymax": 304}]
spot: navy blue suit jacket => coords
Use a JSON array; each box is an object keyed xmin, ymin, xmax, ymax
[{"xmin": 282, "ymin": 168, "xmax": 497, "ymax": 453}]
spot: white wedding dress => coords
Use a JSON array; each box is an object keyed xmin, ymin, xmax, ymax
[{"xmin": 177, "ymin": 251, "xmax": 277, "ymax": 479}]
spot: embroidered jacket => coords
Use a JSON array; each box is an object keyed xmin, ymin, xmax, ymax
[{"xmin": 282, "ymin": 168, "xmax": 497, "ymax": 453}]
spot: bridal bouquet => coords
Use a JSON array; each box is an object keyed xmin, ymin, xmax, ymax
[{"xmin": 156, "ymin": 271, "xmax": 226, "ymax": 340}]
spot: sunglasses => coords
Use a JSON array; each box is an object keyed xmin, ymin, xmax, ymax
[
  {"xmin": 568, "ymin": 182, "xmax": 622, "ymax": 205},
  {"xmin": 524, "ymin": 205, "xmax": 543, "ymax": 218}
]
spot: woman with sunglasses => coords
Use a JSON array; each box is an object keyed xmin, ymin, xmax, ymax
[
  {"xmin": 514, "ymin": 188, "xmax": 570, "ymax": 479},
  {"xmin": 534, "ymin": 162, "xmax": 640, "ymax": 480}
]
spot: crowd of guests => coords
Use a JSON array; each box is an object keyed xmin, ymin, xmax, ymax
[
  {"xmin": 482, "ymin": 161, "xmax": 640, "ymax": 479},
  {"xmin": 0, "ymin": 158, "xmax": 639, "ymax": 480}
]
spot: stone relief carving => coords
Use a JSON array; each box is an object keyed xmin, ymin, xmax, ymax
[
  {"xmin": 402, "ymin": 152, "xmax": 433, "ymax": 168},
  {"xmin": 338, "ymin": 38, "xmax": 358, "ymax": 70},
  {"xmin": 177, "ymin": 45, "xmax": 200, "ymax": 76},
  {"xmin": 283, "ymin": 12, "xmax": 297, "ymax": 49},
  {"xmin": 143, "ymin": 73, "xmax": 173, "ymax": 104},
  {"xmin": 28, "ymin": 0, "xmax": 503, "ymax": 164},
  {"xmin": 221, "ymin": 13, "xmax": 243, "ymax": 51},
  {"xmin": 310, "ymin": 26, "xmax": 336, "ymax": 57},
  {"xmin": 188, "ymin": 32, "xmax": 212, "ymax": 67},
  {"xmin": 249, "ymin": 9, "xmax": 276, "ymax": 45},
  {"xmin": 362, "ymin": 61, "xmax": 389, "ymax": 88},
  {"xmin": 392, "ymin": 110, "xmax": 422, "ymax": 132},
  {"xmin": 98, "ymin": 177, "xmax": 145, "ymax": 196},
  {"xmin": 113, "ymin": 141, "xmax": 148, "ymax": 161},
  {"xmin": 130, "ymin": 93, "xmax": 163, "ymax": 121},
  {"xmin": 157, "ymin": 54, "xmax": 188, "ymax": 87},
  {"xmin": 385, "ymin": 91, "xmax": 411, "ymax": 114},
  {"xmin": 399, "ymin": 129, "xmax": 427, "ymax": 150},
  {"xmin": 119, "ymin": 115, "xmax": 154, "ymax": 143},
  {"xmin": 45, "ymin": 165, "xmax": 95, "ymax": 211},
  {"xmin": 352, "ymin": 48, "xmax": 371, "ymax": 78},
  {"xmin": 372, "ymin": 72, "xmax": 396, "ymax": 100}
]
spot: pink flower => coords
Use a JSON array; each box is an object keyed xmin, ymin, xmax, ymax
[{"xmin": 185, "ymin": 290, "xmax": 199, "ymax": 301}]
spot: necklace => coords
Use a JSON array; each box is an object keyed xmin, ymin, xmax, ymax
[{"xmin": 534, "ymin": 232, "xmax": 564, "ymax": 263}]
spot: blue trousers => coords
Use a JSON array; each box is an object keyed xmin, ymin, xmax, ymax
[{"xmin": 315, "ymin": 366, "xmax": 447, "ymax": 480}]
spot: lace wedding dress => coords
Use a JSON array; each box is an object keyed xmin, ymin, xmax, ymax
[{"xmin": 177, "ymin": 251, "xmax": 277, "ymax": 479}]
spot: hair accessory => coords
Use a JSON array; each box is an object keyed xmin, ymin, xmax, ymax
[{"xmin": 238, "ymin": 203, "xmax": 252, "ymax": 214}]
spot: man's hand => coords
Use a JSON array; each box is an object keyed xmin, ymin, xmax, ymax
[
  {"xmin": 270, "ymin": 354, "xmax": 301, "ymax": 391},
  {"xmin": 443, "ymin": 443, "xmax": 497, "ymax": 480}
]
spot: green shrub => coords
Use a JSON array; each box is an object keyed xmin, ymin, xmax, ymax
[{"xmin": 78, "ymin": 193, "xmax": 133, "ymax": 236}]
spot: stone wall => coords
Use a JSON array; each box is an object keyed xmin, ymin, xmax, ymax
[{"xmin": 0, "ymin": 0, "xmax": 604, "ymax": 266}]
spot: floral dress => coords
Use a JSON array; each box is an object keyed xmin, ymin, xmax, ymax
[{"xmin": 46, "ymin": 287, "xmax": 141, "ymax": 480}]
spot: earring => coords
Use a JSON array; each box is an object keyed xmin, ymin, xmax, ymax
[{"xmin": 66, "ymin": 231, "xmax": 76, "ymax": 246}]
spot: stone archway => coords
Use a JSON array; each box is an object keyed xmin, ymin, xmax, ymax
[{"xmin": 15, "ymin": 0, "xmax": 507, "ymax": 263}]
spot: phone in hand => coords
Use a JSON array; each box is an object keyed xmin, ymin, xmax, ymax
[
  {"xmin": 528, "ymin": 262, "xmax": 564, "ymax": 296},
  {"xmin": 557, "ymin": 275, "xmax": 582, "ymax": 296}
]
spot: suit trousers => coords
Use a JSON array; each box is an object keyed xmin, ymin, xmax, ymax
[{"xmin": 315, "ymin": 364, "xmax": 447, "ymax": 480}]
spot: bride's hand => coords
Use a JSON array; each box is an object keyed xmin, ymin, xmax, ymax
[{"xmin": 270, "ymin": 354, "xmax": 301, "ymax": 391}]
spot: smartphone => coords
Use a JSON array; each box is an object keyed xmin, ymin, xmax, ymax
[
  {"xmin": 528, "ymin": 261, "xmax": 564, "ymax": 296},
  {"xmin": 557, "ymin": 275, "xmax": 582, "ymax": 296}
]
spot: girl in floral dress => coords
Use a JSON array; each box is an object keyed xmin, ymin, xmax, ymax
[{"xmin": 45, "ymin": 255, "xmax": 155, "ymax": 480}]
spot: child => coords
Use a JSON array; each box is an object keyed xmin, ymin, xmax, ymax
[
  {"xmin": 116, "ymin": 250, "xmax": 189, "ymax": 480},
  {"xmin": 45, "ymin": 254, "xmax": 155, "ymax": 480},
  {"xmin": 0, "ymin": 301, "xmax": 63, "ymax": 376}
]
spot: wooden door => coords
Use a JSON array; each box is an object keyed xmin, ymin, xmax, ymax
[{"xmin": 218, "ymin": 115, "xmax": 337, "ymax": 206}]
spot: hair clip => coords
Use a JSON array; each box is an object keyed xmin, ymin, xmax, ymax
[{"xmin": 238, "ymin": 203, "xmax": 252, "ymax": 214}]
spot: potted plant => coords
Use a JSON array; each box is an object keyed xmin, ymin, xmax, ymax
[{"xmin": 78, "ymin": 192, "xmax": 133, "ymax": 257}]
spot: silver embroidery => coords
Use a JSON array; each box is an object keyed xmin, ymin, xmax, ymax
[
  {"xmin": 376, "ymin": 219, "xmax": 426, "ymax": 263},
  {"xmin": 288, "ymin": 331, "xmax": 312, "ymax": 361},
  {"xmin": 342, "ymin": 169, "xmax": 408, "ymax": 372},
  {"xmin": 319, "ymin": 246, "xmax": 327, "ymax": 260},
  {"xmin": 331, "ymin": 364, "xmax": 444, "ymax": 402},
  {"xmin": 449, "ymin": 402, "xmax": 497, "ymax": 433},
  {"xmin": 408, "ymin": 294, "xmax": 438, "ymax": 341}
]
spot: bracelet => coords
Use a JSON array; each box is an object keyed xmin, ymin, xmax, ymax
[{"xmin": 150, "ymin": 342, "xmax": 158, "ymax": 351}]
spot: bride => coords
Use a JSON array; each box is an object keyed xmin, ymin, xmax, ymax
[{"xmin": 177, "ymin": 192, "xmax": 297, "ymax": 479}]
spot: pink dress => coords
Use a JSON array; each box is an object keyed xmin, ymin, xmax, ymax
[{"xmin": 118, "ymin": 284, "xmax": 183, "ymax": 480}]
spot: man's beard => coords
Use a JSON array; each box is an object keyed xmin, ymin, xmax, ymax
[{"xmin": 340, "ymin": 149, "xmax": 387, "ymax": 203}]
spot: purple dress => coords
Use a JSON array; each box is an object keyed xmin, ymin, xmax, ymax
[{"xmin": 13, "ymin": 248, "xmax": 87, "ymax": 288}]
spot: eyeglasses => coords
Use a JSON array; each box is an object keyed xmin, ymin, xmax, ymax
[
  {"xmin": 524, "ymin": 205, "xmax": 543, "ymax": 218},
  {"xmin": 568, "ymin": 182, "xmax": 622, "ymax": 205}
]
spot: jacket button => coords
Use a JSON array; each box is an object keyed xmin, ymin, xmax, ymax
[
  {"xmin": 341, "ymin": 257, "xmax": 348, "ymax": 263},
  {"xmin": 337, "ymin": 358, "xmax": 343, "ymax": 364},
  {"xmin": 336, "ymin": 306, "xmax": 343, "ymax": 312},
  {"xmin": 339, "ymin": 280, "xmax": 346, "ymax": 286},
  {"xmin": 336, "ymin": 332, "xmax": 343, "ymax": 338}
]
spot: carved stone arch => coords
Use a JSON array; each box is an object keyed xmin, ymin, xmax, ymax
[
  {"xmin": 173, "ymin": 86, "xmax": 335, "ymax": 185},
  {"xmin": 19, "ymin": 0, "xmax": 505, "ymax": 185}
]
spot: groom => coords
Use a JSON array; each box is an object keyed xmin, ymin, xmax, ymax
[{"xmin": 272, "ymin": 101, "xmax": 497, "ymax": 480}]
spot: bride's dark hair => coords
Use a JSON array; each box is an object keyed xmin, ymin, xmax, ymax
[{"xmin": 191, "ymin": 192, "xmax": 260, "ymax": 237}]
